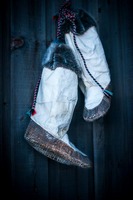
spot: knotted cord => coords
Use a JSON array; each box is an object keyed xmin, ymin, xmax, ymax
[
  {"xmin": 56, "ymin": 1, "xmax": 76, "ymax": 41},
  {"xmin": 26, "ymin": 74, "xmax": 41, "ymax": 116}
]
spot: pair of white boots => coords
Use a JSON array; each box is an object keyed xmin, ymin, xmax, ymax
[{"xmin": 24, "ymin": 9, "xmax": 112, "ymax": 168}]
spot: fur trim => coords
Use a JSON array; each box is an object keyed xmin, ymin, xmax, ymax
[
  {"xmin": 75, "ymin": 9, "xmax": 96, "ymax": 35},
  {"xmin": 42, "ymin": 41, "xmax": 81, "ymax": 76}
]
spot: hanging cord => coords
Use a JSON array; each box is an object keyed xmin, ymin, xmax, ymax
[
  {"xmin": 56, "ymin": 1, "xmax": 113, "ymax": 98},
  {"xmin": 26, "ymin": 74, "xmax": 42, "ymax": 116},
  {"xmin": 73, "ymin": 33, "xmax": 113, "ymax": 98},
  {"xmin": 56, "ymin": 0, "xmax": 75, "ymax": 41}
]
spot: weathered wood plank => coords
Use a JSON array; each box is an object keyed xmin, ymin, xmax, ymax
[
  {"xmin": 68, "ymin": 89, "xmax": 94, "ymax": 200},
  {"xmin": 0, "ymin": 0, "xmax": 2, "ymax": 172},
  {"xmin": 1, "ymin": 1, "xmax": 12, "ymax": 198},
  {"xmin": 111, "ymin": 0, "xmax": 133, "ymax": 198},
  {"xmin": 93, "ymin": 0, "xmax": 114, "ymax": 199},
  {"xmin": 97, "ymin": 0, "xmax": 133, "ymax": 199},
  {"xmin": 59, "ymin": 164, "xmax": 77, "ymax": 200},
  {"xmin": 11, "ymin": 0, "xmax": 48, "ymax": 199}
]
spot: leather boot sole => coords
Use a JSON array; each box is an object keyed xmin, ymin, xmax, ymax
[{"xmin": 24, "ymin": 119, "xmax": 92, "ymax": 168}]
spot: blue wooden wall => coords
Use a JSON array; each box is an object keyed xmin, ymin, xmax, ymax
[{"xmin": 1, "ymin": 0, "xmax": 133, "ymax": 199}]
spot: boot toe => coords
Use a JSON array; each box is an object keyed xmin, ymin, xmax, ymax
[
  {"xmin": 83, "ymin": 95, "xmax": 111, "ymax": 122},
  {"xmin": 24, "ymin": 119, "xmax": 92, "ymax": 168}
]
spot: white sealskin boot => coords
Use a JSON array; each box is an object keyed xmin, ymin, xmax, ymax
[
  {"xmin": 64, "ymin": 9, "xmax": 113, "ymax": 121},
  {"xmin": 24, "ymin": 40, "xmax": 92, "ymax": 168}
]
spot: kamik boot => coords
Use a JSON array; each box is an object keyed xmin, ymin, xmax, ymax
[
  {"xmin": 24, "ymin": 40, "xmax": 92, "ymax": 168},
  {"xmin": 64, "ymin": 9, "xmax": 113, "ymax": 121}
]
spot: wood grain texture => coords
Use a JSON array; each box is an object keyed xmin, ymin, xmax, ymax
[
  {"xmin": 1, "ymin": 0, "xmax": 12, "ymax": 198},
  {"xmin": 1, "ymin": 0, "xmax": 133, "ymax": 199}
]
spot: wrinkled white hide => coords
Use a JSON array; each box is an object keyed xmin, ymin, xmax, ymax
[
  {"xmin": 65, "ymin": 26, "xmax": 111, "ymax": 110},
  {"xmin": 31, "ymin": 66, "xmax": 86, "ymax": 155}
]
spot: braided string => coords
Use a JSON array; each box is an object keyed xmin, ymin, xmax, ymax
[
  {"xmin": 73, "ymin": 34, "xmax": 104, "ymax": 91},
  {"xmin": 56, "ymin": 2, "xmax": 113, "ymax": 98},
  {"xmin": 31, "ymin": 75, "xmax": 41, "ymax": 110},
  {"xmin": 26, "ymin": 74, "xmax": 42, "ymax": 116},
  {"xmin": 72, "ymin": 30, "xmax": 113, "ymax": 98},
  {"xmin": 57, "ymin": 0, "xmax": 76, "ymax": 40}
]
